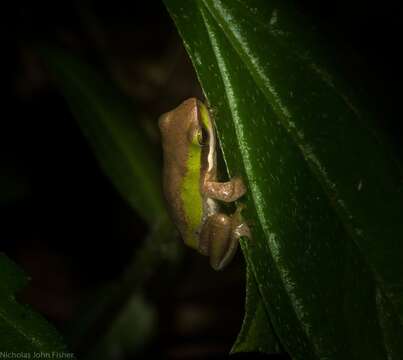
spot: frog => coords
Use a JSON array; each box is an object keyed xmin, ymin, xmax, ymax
[{"xmin": 159, "ymin": 98, "xmax": 251, "ymax": 270}]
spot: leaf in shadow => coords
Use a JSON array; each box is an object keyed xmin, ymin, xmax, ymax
[
  {"xmin": 41, "ymin": 48, "xmax": 179, "ymax": 357},
  {"xmin": 0, "ymin": 254, "xmax": 70, "ymax": 354},
  {"xmin": 42, "ymin": 48, "xmax": 165, "ymax": 225}
]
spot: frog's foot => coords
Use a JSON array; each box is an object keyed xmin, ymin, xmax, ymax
[
  {"xmin": 233, "ymin": 222, "xmax": 252, "ymax": 240},
  {"xmin": 232, "ymin": 204, "xmax": 252, "ymax": 244}
]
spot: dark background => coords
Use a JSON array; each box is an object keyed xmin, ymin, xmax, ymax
[{"xmin": 2, "ymin": 0, "xmax": 402, "ymax": 359}]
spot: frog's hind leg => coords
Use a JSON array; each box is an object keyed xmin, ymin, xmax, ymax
[
  {"xmin": 198, "ymin": 213, "xmax": 235, "ymax": 270},
  {"xmin": 199, "ymin": 212, "xmax": 250, "ymax": 270}
]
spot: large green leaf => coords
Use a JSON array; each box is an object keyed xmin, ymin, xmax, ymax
[
  {"xmin": 0, "ymin": 254, "xmax": 70, "ymax": 354},
  {"xmin": 163, "ymin": 0, "xmax": 403, "ymax": 358}
]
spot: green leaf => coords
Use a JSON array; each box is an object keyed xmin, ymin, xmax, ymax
[
  {"xmin": 0, "ymin": 254, "xmax": 70, "ymax": 354},
  {"xmin": 232, "ymin": 241, "xmax": 282, "ymax": 355},
  {"xmin": 163, "ymin": 0, "xmax": 403, "ymax": 359},
  {"xmin": 42, "ymin": 48, "xmax": 165, "ymax": 225}
]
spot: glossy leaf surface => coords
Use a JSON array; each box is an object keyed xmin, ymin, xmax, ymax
[{"xmin": 163, "ymin": 0, "xmax": 403, "ymax": 358}]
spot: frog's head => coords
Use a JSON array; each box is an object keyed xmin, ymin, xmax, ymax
[{"xmin": 159, "ymin": 98, "xmax": 211, "ymax": 173}]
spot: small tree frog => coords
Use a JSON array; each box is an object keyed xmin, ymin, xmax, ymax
[{"xmin": 159, "ymin": 98, "xmax": 251, "ymax": 270}]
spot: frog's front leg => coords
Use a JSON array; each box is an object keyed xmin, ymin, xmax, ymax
[
  {"xmin": 202, "ymin": 176, "xmax": 246, "ymax": 202},
  {"xmin": 199, "ymin": 211, "xmax": 251, "ymax": 271}
]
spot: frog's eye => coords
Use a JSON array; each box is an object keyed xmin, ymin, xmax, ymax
[{"xmin": 191, "ymin": 126, "xmax": 208, "ymax": 146}]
